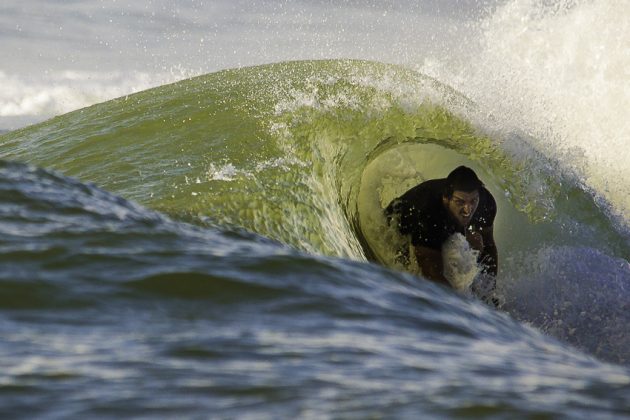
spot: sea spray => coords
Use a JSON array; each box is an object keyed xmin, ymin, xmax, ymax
[
  {"xmin": 442, "ymin": 233, "xmax": 480, "ymax": 292},
  {"xmin": 421, "ymin": 0, "xmax": 630, "ymax": 228}
]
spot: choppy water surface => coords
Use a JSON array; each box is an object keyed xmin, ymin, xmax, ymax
[{"xmin": 1, "ymin": 159, "xmax": 629, "ymax": 418}]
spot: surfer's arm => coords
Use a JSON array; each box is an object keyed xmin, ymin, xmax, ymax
[
  {"xmin": 479, "ymin": 226, "xmax": 498, "ymax": 276},
  {"xmin": 414, "ymin": 246, "xmax": 451, "ymax": 286}
]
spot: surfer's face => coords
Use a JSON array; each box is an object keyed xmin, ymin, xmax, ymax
[{"xmin": 443, "ymin": 190, "xmax": 480, "ymax": 228}]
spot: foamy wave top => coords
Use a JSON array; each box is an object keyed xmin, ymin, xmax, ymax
[
  {"xmin": 0, "ymin": 68, "xmax": 199, "ymax": 127},
  {"xmin": 421, "ymin": 0, "xmax": 630, "ymax": 226}
]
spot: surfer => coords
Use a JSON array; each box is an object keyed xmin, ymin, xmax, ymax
[{"xmin": 385, "ymin": 166, "xmax": 498, "ymax": 291}]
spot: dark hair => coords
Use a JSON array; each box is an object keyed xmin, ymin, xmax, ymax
[{"xmin": 444, "ymin": 166, "xmax": 484, "ymax": 198}]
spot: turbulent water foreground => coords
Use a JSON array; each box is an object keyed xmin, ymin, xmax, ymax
[{"xmin": 1, "ymin": 60, "xmax": 629, "ymax": 417}]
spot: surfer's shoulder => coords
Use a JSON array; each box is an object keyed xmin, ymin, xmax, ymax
[
  {"xmin": 403, "ymin": 178, "xmax": 446, "ymax": 199},
  {"xmin": 386, "ymin": 178, "xmax": 446, "ymax": 217}
]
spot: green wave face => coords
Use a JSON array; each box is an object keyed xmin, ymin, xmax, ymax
[{"xmin": 1, "ymin": 60, "xmax": 625, "ymax": 262}]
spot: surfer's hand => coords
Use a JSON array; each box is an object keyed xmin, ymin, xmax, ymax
[{"xmin": 466, "ymin": 231, "xmax": 484, "ymax": 252}]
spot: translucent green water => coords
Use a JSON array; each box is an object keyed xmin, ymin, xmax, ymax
[{"xmin": 5, "ymin": 60, "xmax": 623, "ymax": 261}]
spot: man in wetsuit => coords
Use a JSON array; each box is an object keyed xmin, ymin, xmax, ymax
[{"xmin": 385, "ymin": 166, "xmax": 498, "ymax": 288}]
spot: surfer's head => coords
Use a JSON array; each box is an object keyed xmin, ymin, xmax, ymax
[{"xmin": 443, "ymin": 166, "xmax": 484, "ymax": 227}]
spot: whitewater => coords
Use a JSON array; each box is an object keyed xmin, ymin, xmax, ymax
[{"xmin": 1, "ymin": 0, "xmax": 629, "ymax": 417}]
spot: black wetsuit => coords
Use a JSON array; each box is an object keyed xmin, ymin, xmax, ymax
[
  {"xmin": 385, "ymin": 179, "xmax": 496, "ymax": 251},
  {"xmin": 385, "ymin": 179, "xmax": 498, "ymax": 305}
]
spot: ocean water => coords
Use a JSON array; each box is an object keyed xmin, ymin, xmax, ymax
[{"xmin": 1, "ymin": 0, "xmax": 630, "ymax": 418}]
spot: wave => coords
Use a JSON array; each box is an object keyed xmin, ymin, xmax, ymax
[
  {"xmin": 1, "ymin": 59, "xmax": 629, "ymax": 364},
  {"xmin": 0, "ymin": 159, "xmax": 294, "ymax": 306}
]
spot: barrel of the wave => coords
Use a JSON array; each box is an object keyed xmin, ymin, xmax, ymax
[{"xmin": 357, "ymin": 142, "xmax": 518, "ymax": 301}]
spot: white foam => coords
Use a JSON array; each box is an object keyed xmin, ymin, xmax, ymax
[
  {"xmin": 0, "ymin": 69, "xmax": 195, "ymax": 130},
  {"xmin": 442, "ymin": 233, "xmax": 480, "ymax": 292},
  {"xmin": 420, "ymin": 0, "xmax": 630, "ymax": 225},
  {"xmin": 205, "ymin": 163, "xmax": 245, "ymax": 182}
]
